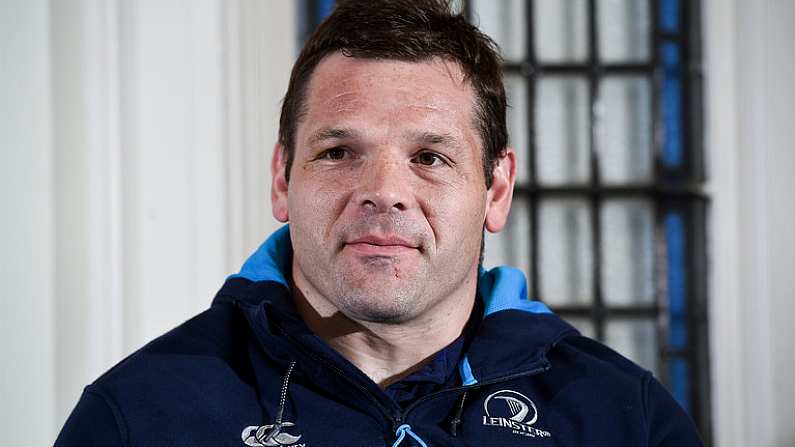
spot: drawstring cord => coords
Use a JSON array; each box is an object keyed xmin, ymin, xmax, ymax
[
  {"xmin": 391, "ymin": 424, "xmax": 428, "ymax": 447},
  {"xmin": 274, "ymin": 361, "xmax": 296, "ymax": 425},
  {"xmin": 448, "ymin": 391, "xmax": 468, "ymax": 437},
  {"xmin": 243, "ymin": 361, "xmax": 302, "ymax": 447}
]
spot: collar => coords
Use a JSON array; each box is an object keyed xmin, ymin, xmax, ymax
[{"xmin": 215, "ymin": 225, "xmax": 578, "ymax": 386}]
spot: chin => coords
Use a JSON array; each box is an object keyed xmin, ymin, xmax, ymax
[{"xmin": 335, "ymin": 288, "xmax": 421, "ymax": 325}]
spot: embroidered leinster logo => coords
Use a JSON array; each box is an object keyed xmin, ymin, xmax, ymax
[{"xmin": 482, "ymin": 390, "xmax": 553, "ymax": 439}]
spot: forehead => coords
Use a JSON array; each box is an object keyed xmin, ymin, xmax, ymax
[{"xmin": 299, "ymin": 53, "xmax": 478, "ymax": 138}]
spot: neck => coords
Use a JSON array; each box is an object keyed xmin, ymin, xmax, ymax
[{"xmin": 291, "ymin": 277, "xmax": 476, "ymax": 388}]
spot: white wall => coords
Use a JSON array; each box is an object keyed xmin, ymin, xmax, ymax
[
  {"xmin": 706, "ymin": 0, "xmax": 795, "ymax": 446},
  {"xmin": 0, "ymin": 0, "xmax": 294, "ymax": 443},
  {"xmin": 0, "ymin": 0, "xmax": 56, "ymax": 441}
]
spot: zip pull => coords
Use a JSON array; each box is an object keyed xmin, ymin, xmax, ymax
[
  {"xmin": 391, "ymin": 415, "xmax": 402, "ymax": 432},
  {"xmin": 448, "ymin": 390, "xmax": 469, "ymax": 436}
]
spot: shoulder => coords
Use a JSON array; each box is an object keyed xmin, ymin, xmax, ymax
[
  {"xmin": 541, "ymin": 333, "xmax": 651, "ymax": 405},
  {"xmin": 57, "ymin": 303, "xmax": 270, "ymax": 445},
  {"xmin": 89, "ymin": 302, "xmax": 257, "ymax": 409},
  {"xmin": 554, "ymin": 333, "xmax": 649, "ymax": 381},
  {"xmin": 544, "ymin": 334, "xmax": 701, "ymax": 445}
]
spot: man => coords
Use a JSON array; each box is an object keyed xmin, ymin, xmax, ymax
[{"xmin": 57, "ymin": 0, "xmax": 703, "ymax": 445}]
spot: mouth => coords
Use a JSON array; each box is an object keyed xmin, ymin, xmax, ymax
[{"xmin": 344, "ymin": 235, "xmax": 420, "ymax": 256}]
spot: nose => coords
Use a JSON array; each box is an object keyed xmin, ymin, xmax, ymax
[{"xmin": 353, "ymin": 156, "xmax": 410, "ymax": 213}]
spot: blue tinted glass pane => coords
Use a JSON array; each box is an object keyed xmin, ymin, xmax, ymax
[
  {"xmin": 661, "ymin": 42, "xmax": 683, "ymax": 168},
  {"xmin": 318, "ymin": 0, "xmax": 335, "ymax": 22},
  {"xmin": 669, "ymin": 357, "xmax": 691, "ymax": 412},
  {"xmin": 659, "ymin": 0, "xmax": 680, "ymax": 32},
  {"xmin": 666, "ymin": 212, "xmax": 690, "ymax": 413},
  {"xmin": 661, "ymin": 43, "xmax": 681, "ymax": 71},
  {"xmin": 665, "ymin": 212, "xmax": 687, "ymax": 349}
]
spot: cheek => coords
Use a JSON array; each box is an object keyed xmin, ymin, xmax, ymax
[
  {"xmin": 287, "ymin": 175, "xmax": 353, "ymax": 234},
  {"xmin": 424, "ymin": 188, "xmax": 487, "ymax": 248}
]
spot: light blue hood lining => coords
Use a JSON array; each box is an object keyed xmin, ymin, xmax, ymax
[
  {"xmin": 231, "ymin": 225, "xmax": 553, "ymax": 386},
  {"xmin": 477, "ymin": 266, "xmax": 552, "ymax": 317},
  {"xmin": 228, "ymin": 225, "xmax": 292, "ymax": 287}
]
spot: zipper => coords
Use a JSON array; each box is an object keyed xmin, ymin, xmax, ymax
[
  {"xmin": 242, "ymin": 301, "xmax": 405, "ymax": 427},
  {"xmin": 249, "ymin": 302, "xmax": 561, "ymax": 438},
  {"xmin": 243, "ymin": 300, "xmax": 400, "ymax": 429},
  {"xmin": 279, "ymin": 330, "xmax": 403, "ymax": 426},
  {"xmin": 281, "ymin": 326, "xmax": 550, "ymax": 430},
  {"xmin": 399, "ymin": 360, "xmax": 552, "ymax": 423},
  {"xmin": 282, "ymin": 324, "xmax": 551, "ymax": 432}
]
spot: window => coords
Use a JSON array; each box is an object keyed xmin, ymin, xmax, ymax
[{"xmin": 470, "ymin": 0, "xmax": 710, "ymax": 442}]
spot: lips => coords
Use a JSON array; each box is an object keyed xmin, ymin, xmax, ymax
[{"xmin": 345, "ymin": 235, "xmax": 420, "ymax": 256}]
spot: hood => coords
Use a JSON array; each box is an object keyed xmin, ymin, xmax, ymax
[{"xmin": 216, "ymin": 225, "xmax": 578, "ymax": 385}]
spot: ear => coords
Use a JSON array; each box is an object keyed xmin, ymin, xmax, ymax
[
  {"xmin": 271, "ymin": 142, "xmax": 290, "ymax": 223},
  {"xmin": 484, "ymin": 148, "xmax": 516, "ymax": 233}
]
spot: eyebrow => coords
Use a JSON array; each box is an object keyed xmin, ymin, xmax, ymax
[
  {"xmin": 308, "ymin": 127, "xmax": 358, "ymax": 145},
  {"xmin": 409, "ymin": 131, "xmax": 460, "ymax": 147},
  {"xmin": 308, "ymin": 128, "xmax": 461, "ymax": 148}
]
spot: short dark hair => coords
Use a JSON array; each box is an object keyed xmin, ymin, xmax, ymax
[{"xmin": 278, "ymin": 0, "xmax": 507, "ymax": 188}]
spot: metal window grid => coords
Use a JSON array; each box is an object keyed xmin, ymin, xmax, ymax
[{"xmin": 461, "ymin": 0, "xmax": 710, "ymax": 442}]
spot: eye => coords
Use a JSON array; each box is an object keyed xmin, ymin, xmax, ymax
[
  {"xmin": 412, "ymin": 151, "xmax": 447, "ymax": 167},
  {"xmin": 319, "ymin": 147, "xmax": 349, "ymax": 161}
]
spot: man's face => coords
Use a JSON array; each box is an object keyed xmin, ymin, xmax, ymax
[{"xmin": 272, "ymin": 53, "xmax": 514, "ymax": 324}]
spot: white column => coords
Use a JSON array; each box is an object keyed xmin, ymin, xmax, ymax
[
  {"xmin": 755, "ymin": 2, "xmax": 795, "ymax": 445},
  {"xmin": 50, "ymin": 0, "xmax": 125, "ymax": 423},
  {"xmin": 224, "ymin": 0, "xmax": 296, "ymax": 265},
  {"xmin": 0, "ymin": 0, "xmax": 56, "ymax": 443},
  {"xmin": 48, "ymin": 1, "xmax": 235, "ymax": 427},
  {"xmin": 704, "ymin": 0, "xmax": 745, "ymax": 444},
  {"xmin": 115, "ymin": 0, "xmax": 229, "ymax": 350},
  {"xmin": 706, "ymin": 1, "xmax": 795, "ymax": 446}
]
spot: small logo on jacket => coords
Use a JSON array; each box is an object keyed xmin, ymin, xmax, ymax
[
  {"xmin": 482, "ymin": 390, "xmax": 552, "ymax": 439},
  {"xmin": 242, "ymin": 422, "xmax": 305, "ymax": 447}
]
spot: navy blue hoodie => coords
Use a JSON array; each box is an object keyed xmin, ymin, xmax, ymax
[{"xmin": 56, "ymin": 226, "xmax": 703, "ymax": 446}]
